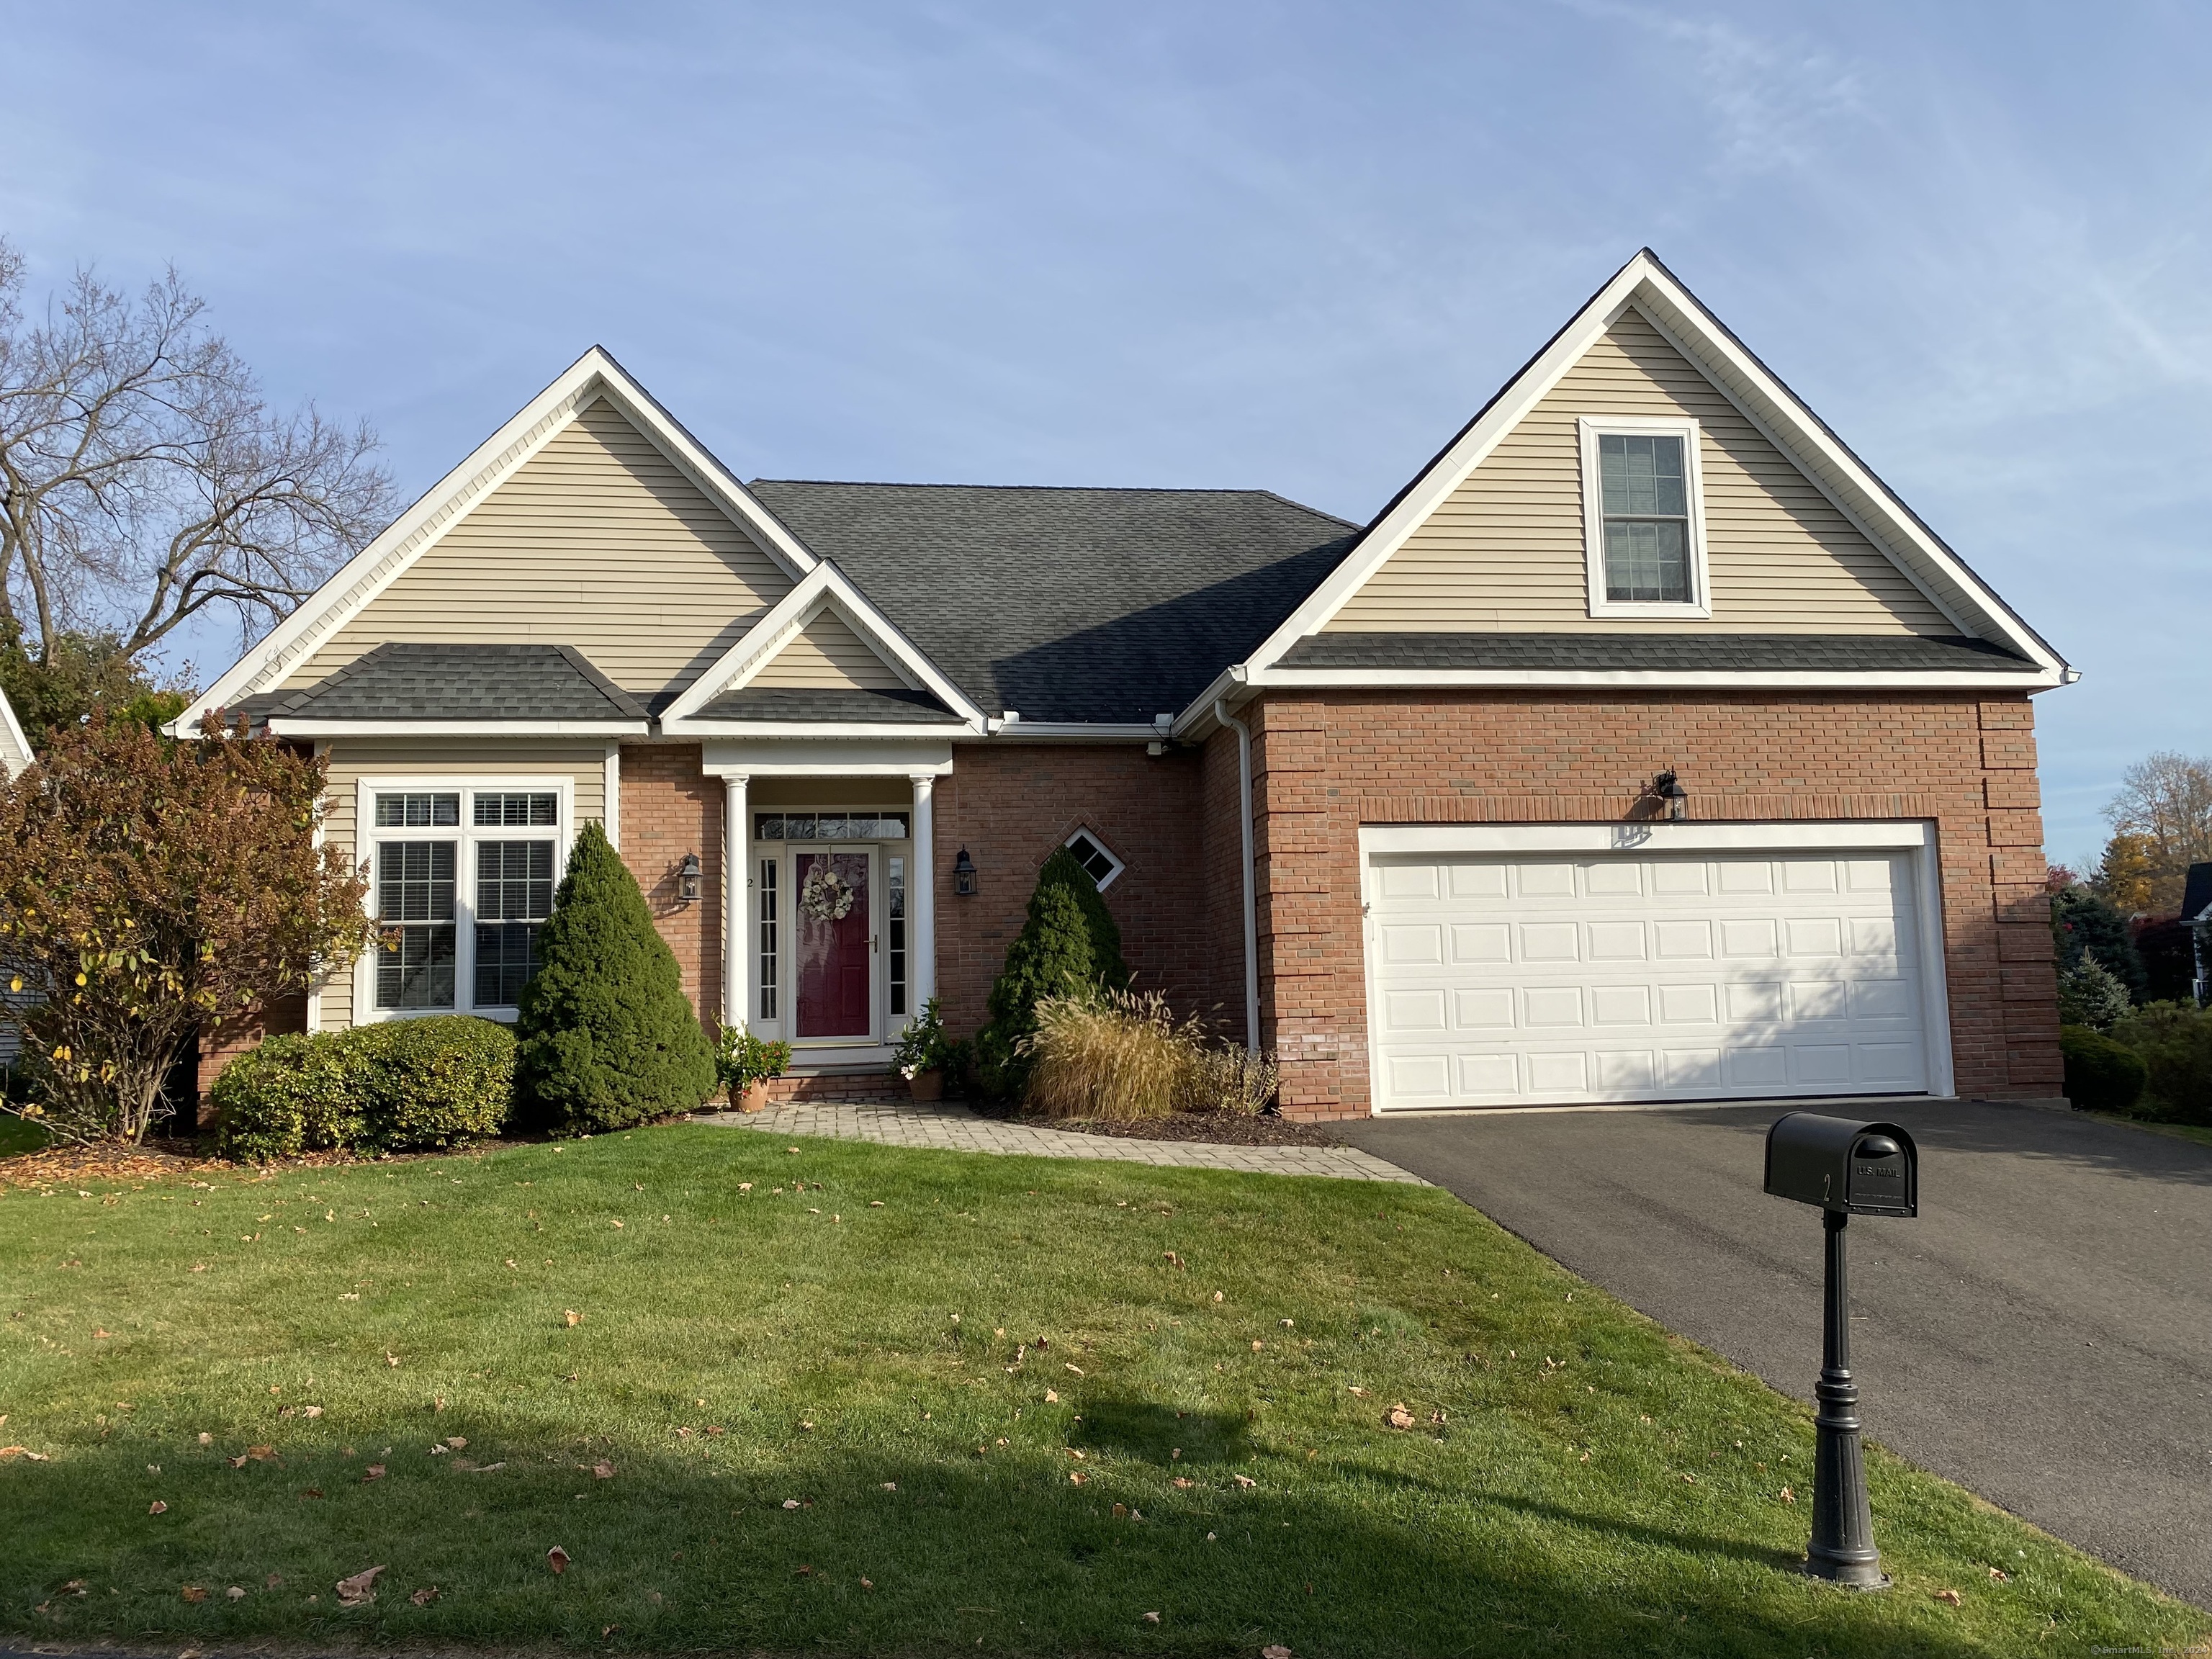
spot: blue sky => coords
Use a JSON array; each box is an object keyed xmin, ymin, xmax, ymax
[{"xmin": 4, "ymin": 1, "xmax": 2205, "ymax": 863}]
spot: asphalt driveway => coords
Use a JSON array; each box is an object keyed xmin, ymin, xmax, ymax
[{"xmin": 1335, "ymin": 1099, "xmax": 2212, "ymax": 1609}]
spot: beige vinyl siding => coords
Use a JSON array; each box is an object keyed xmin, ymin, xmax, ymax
[
  {"xmin": 748, "ymin": 610, "xmax": 905, "ymax": 691},
  {"xmin": 315, "ymin": 741, "xmax": 609, "ymax": 1029},
  {"xmin": 287, "ymin": 398, "xmax": 793, "ymax": 696},
  {"xmin": 1326, "ymin": 307, "xmax": 1953, "ymax": 634}
]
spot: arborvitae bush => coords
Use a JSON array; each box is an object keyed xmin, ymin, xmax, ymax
[
  {"xmin": 976, "ymin": 875, "xmax": 1098, "ymax": 1098},
  {"xmin": 516, "ymin": 822, "xmax": 717, "ymax": 1134},
  {"xmin": 1039, "ymin": 848, "xmax": 1129, "ymax": 992}
]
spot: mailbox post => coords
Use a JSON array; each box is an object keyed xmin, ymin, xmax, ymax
[{"xmin": 1763, "ymin": 1112, "xmax": 1917, "ymax": 1589}]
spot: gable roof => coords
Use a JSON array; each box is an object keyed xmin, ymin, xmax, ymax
[
  {"xmin": 256, "ymin": 644, "xmax": 649, "ymax": 736},
  {"xmin": 1186, "ymin": 248, "xmax": 2071, "ymax": 729},
  {"xmin": 0, "ymin": 683, "xmax": 29, "ymax": 778},
  {"xmin": 745, "ymin": 482, "xmax": 1358, "ymax": 726},
  {"xmin": 175, "ymin": 347, "xmax": 817, "ymax": 734}
]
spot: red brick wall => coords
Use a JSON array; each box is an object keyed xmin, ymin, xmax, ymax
[
  {"xmin": 932, "ymin": 744, "xmax": 1210, "ymax": 1038},
  {"xmin": 619, "ymin": 743, "xmax": 726, "ymax": 1033},
  {"xmin": 1245, "ymin": 691, "xmax": 2060, "ymax": 1118},
  {"xmin": 196, "ymin": 995, "xmax": 308, "ymax": 1123},
  {"xmin": 1201, "ymin": 723, "xmax": 1253, "ymax": 1047}
]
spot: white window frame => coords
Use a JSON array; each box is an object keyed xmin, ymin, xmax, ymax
[
  {"xmin": 747, "ymin": 805, "xmax": 914, "ymax": 1049},
  {"xmin": 354, "ymin": 775, "xmax": 575, "ymax": 1024},
  {"xmin": 1578, "ymin": 415, "xmax": 1712, "ymax": 620},
  {"xmin": 1064, "ymin": 827, "xmax": 1125, "ymax": 891}
]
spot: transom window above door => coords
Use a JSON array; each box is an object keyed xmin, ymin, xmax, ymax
[
  {"xmin": 1578, "ymin": 416, "xmax": 1711, "ymax": 619},
  {"xmin": 754, "ymin": 811, "xmax": 910, "ymax": 841},
  {"xmin": 364, "ymin": 783, "xmax": 567, "ymax": 1018}
]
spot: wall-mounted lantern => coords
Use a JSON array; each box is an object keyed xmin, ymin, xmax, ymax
[
  {"xmin": 1653, "ymin": 770, "xmax": 1689, "ymax": 822},
  {"xmin": 953, "ymin": 848, "xmax": 979, "ymax": 897},
  {"xmin": 676, "ymin": 853, "xmax": 703, "ymax": 906}
]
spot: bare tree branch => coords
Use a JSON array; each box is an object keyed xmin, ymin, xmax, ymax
[{"xmin": 0, "ymin": 238, "xmax": 395, "ymax": 660}]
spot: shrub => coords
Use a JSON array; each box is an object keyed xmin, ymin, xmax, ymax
[
  {"xmin": 2109, "ymin": 1002, "xmax": 2212, "ymax": 1126},
  {"xmin": 976, "ymin": 876, "xmax": 1099, "ymax": 1097},
  {"xmin": 2050, "ymin": 887, "xmax": 2147, "ymax": 1002},
  {"xmin": 2060, "ymin": 1025, "xmax": 2148, "ymax": 1114},
  {"xmin": 516, "ymin": 822, "xmax": 718, "ymax": 1135},
  {"xmin": 1022, "ymin": 989, "xmax": 1204, "ymax": 1121},
  {"xmin": 210, "ymin": 1031, "xmax": 362, "ymax": 1162},
  {"xmin": 2056, "ymin": 952, "xmax": 2133, "ymax": 1030},
  {"xmin": 1181, "ymin": 1045, "xmax": 1281, "ymax": 1116},
  {"xmin": 356, "ymin": 1017, "xmax": 515, "ymax": 1150},
  {"xmin": 1038, "ymin": 848, "xmax": 1129, "ymax": 993},
  {"xmin": 717, "ymin": 1026, "xmax": 792, "ymax": 1093}
]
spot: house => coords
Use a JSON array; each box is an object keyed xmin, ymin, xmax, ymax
[
  {"xmin": 0, "ymin": 683, "xmax": 27, "ymax": 780},
  {"xmin": 176, "ymin": 251, "xmax": 2072, "ymax": 1117},
  {"xmin": 2185, "ymin": 863, "xmax": 2212, "ymax": 1004}
]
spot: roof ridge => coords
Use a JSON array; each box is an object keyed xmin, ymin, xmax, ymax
[{"xmin": 751, "ymin": 478, "xmax": 1314, "ymax": 499}]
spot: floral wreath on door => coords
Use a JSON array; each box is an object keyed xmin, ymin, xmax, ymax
[{"xmin": 800, "ymin": 862, "xmax": 858, "ymax": 922}]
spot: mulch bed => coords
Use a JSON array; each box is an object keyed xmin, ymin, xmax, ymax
[{"xmin": 966, "ymin": 1105, "xmax": 1345, "ymax": 1148}]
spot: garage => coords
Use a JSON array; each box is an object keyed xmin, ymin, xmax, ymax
[{"xmin": 1362, "ymin": 824, "xmax": 1951, "ymax": 1111}]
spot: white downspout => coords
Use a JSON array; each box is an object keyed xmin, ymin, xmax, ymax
[{"xmin": 1215, "ymin": 698, "xmax": 1260, "ymax": 1055}]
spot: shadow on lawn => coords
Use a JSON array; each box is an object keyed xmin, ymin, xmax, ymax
[{"xmin": 0, "ymin": 1423, "xmax": 2053, "ymax": 1658}]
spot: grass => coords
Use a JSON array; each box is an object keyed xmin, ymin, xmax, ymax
[
  {"xmin": 1, "ymin": 1125, "xmax": 2202, "ymax": 1657},
  {"xmin": 0, "ymin": 1112, "xmax": 46, "ymax": 1156},
  {"xmin": 2082, "ymin": 1108, "xmax": 2212, "ymax": 1149}
]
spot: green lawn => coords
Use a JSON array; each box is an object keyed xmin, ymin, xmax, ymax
[
  {"xmin": 0, "ymin": 1111, "xmax": 46, "ymax": 1157},
  {"xmin": 1, "ymin": 1125, "xmax": 2200, "ymax": 1657}
]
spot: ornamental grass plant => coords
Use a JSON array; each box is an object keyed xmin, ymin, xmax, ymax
[{"xmin": 1022, "ymin": 989, "xmax": 1204, "ymax": 1121}]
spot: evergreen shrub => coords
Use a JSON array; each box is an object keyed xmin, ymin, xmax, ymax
[
  {"xmin": 2109, "ymin": 1002, "xmax": 2212, "ymax": 1125},
  {"xmin": 210, "ymin": 1016, "xmax": 514, "ymax": 1161},
  {"xmin": 2059, "ymin": 1025, "xmax": 2148, "ymax": 1115},
  {"xmin": 516, "ymin": 822, "xmax": 717, "ymax": 1134},
  {"xmin": 976, "ymin": 868, "xmax": 1099, "ymax": 1098}
]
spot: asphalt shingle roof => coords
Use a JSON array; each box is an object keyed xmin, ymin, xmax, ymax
[
  {"xmin": 696, "ymin": 686, "xmax": 962, "ymax": 724},
  {"xmin": 1277, "ymin": 632, "xmax": 2040, "ymax": 674},
  {"xmin": 271, "ymin": 643, "xmax": 649, "ymax": 723},
  {"xmin": 745, "ymin": 482, "xmax": 1359, "ymax": 724}
]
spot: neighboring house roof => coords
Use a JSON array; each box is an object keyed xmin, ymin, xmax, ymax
[
  {"xmin": 1279, "ymin": 632, "xmax": 2039, "ymax": 676},
  {"xmin": 745, "ymin": 482, "xmax": 1358, "ymax": 724},
  {"xmin": 258, "ymin": 644, "xmax": 649, "ymax": 735},
  {"xmin": 0, "ymin": 683, "xmax": 29, "ymax": 778},
  {"xmin": 2182, "ymin": 862, "xmax": 2212, "ymax": 923}
]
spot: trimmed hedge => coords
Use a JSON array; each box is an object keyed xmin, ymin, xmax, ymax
[
  {"xmin": 2109, "ymin": 1002, "xmax": 2212, "ymax": 1126},
  {"xmin": 211, "ymin": 1017, "xmax": 515, "ymax": 1162},
  {"xmin": 2059, "ymin": 1024, "xmax": 2148, "ymax": 1115}
]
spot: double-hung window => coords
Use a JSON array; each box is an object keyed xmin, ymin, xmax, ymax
[
  {"xmin": 365, "ymin": 782, "xmax": 567, "ymax": 1018},
  {"xmin": 1578, "ymin": 416, "xmax": 1710, "ymax": 618}
]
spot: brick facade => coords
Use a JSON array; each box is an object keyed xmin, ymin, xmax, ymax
[
  {"xmin": 1242, "ymin": 690, "xmax": 2061, "ymax": 1118},
  {"xmin": 619, "ymin": 742, "xmax": 727, "ymax": 1032}
]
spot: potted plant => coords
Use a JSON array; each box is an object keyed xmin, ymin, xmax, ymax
[
  {"xmin": 891, "ymin": 997, "xmax": 953, "ymax": 1101},
  {"xmin": 716, "ymin": 1026, "xmax": 792, "ymax": 1113}
]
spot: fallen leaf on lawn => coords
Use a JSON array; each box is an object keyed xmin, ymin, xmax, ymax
[
  {"xmin": 1264, "ymin": 1646, "xmax": 1294, "ymax": 1658},
  {"xmin": 444, "ymin": 1436, "xmax": 467, "ymax": 1449},
  {"xmin": 868, "ymin": 1200, "xmax": 884, "ymax": 1208},
  {"xmin": 266, "ymin": 1574, "xmax": 283, "ymax": 1588},
  {"xmin": 197, "ymin": 1431, "xmax": 212, "ymax": 1444},
  {"xmin": 1142, "ymin": 1611, "xmax": 1160, "ymax": 1624},
  {"xmin": 1112, "ymin": 1502, "xmax": 1128, "ymax": 1517},
  {"xmin": 593, "ymin": 1461, "xmax": 614, "ymax": 1480},
  {"xmin": 1066, "ymin": 1363, "xmax": 1084, "ymax": 1375},
  {"xmin": 385, "ymin": 1352, "xmax": 400, "ymax": 1367},
  {"xmin": 799, "ymin": 1419, "xmax": 816, "ymax": 1431},
  {"xmin": 1232, "ymin": 1474, "xmax": 1256, "ymax": 1488},
  {"xmin": 783, "ymin": 1498, "xmax": 801, "ymax": 1510},
  {"xmin": 411, "ymin": 1587, "xmax": 439, "ymax": 1606},
  {"xmin": 1211, "ymin": 1291, "xmax": 1223, "ymax": 1303},
  {"xmin": 228, "ymin": 1455, "xmax": 248, "ymax": 1469},
  {"xmin": 181, "ymin": 1585, "xmax": 207, "ymax": 1603},
  {"xmin": 601, "ymin": 1626, "xmax": 619, "ymax": 1638},
  {"xmin": 610, "ymin": 1220, "xmax": 623, "ymax": 1228},
  {"xmin": 1779, "ymin": 1486, "xmax": 1794, "ymax": 1503},
  {"xmin": 795, "ymin": 1564, "xmax": 812, "ymax": 1577},
  {"xmin": 148, "ymin": 1499, "xmax": 168, "ymax": 1514},
  {"xmin": 226, "ymin": 1586, "xmax": 246, "ymax": 1601},
  {"xmin": 546, "ymin": 1547, "xmax": 570, "ymax": 1575},
  {"xmin": 1172, "ymin": 1476, "xmax": 1195, "ymax": 1489},
  {"xmin": 706, "ymin": 1424, "xmax": 724, "ymax": 1436},
  {"xmin": 362, "ymin": 1464, "xmax": 385, "ymax": 1482},
  {"xmin": 302, "ymin": 1405, "xmax": 323, "ymax": 1419},
  {"xmin": 1069, "ymin": 1471, "xmax": 1087, "ymax": 1485},
  {"xmin": 881, "ymin": 1482, "xmax": 897, "ymax": 1491},
  {"xmin": 860, "ymin": 1577, "xmax": 874, "ymax": 1588},
  {"xmin": 93, "ymin": 1328, "xmax": 109, "ymax": 1339},
  {"xmin": 335, "ymin": 1565, "xmax": 385, "ymax": 1605},
  {"xmin": 1066, "ymin": 1448, "xmax": 1087, "ymax": 1460},
  {"xmin": 1044, "ymin": 1389, "xmax": 1059, "ymax": 1403},
  {"xmin": 1385, "ymin": 1405, "xmax": 1415, "ymax": 1430},
  {"xmin": 1933, "ymin": 1588, "xmax": 1962, "ymax": 1606},
  {"xmin": 0, "ymin": 1446, "xmax": 50, "ymax": 1460},
  {"xmin": 1346, "ymin": 1386, "xmax": 1370, "ymax": 1398},
  {"xmin": 1162, "ymin": 1251, "xmax": 1183, "ymax": 1269},
  {"xmin": 462, "ymin": 1461, "xmax": 505, "ymax": 1473},
  {"xmin": 300, "ymin": 1487, "xmax": 324, "ymax": 1498},
  {"xmin": 246, "ymin": 1444, "xmax": 274, "ymax": 1461},
  {"xmin": 565, "ymin": 1310, "xmax": 582, "ymax": 1327},
  {"xmin": 1987, "ymin": 1565, "xmax": 2010, "ymax": 1581}
]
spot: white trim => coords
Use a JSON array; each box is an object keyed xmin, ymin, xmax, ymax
[
  {"xmin": 176, "ymin": 347, "xmax": 819, "ymax": 732},
  {"xmin": 351, "ymin": 773, "xmax": 575, "ymax": 1024},
  {"xmin": 0, "ymin": 685, "xmax": 30, "ymax": 778},
  {"xmin": 723, "ymin": 774, "xmax": 748, "ymax": 1033},
  {"xmin": 1249, "ymin": 665, "xmax": 2064, "ymax": 693},
  {"xmin": 661, "ymin": 562, "xmax": 986, "ymax": 732},
  {"xmin": 1577, "ymin": 415, "xmax": 1712, "ymax": 620},
  {"xmin": 701, "ymin": 738, "xmax": 954, "ymax": 777},
  {"xmin": 602, "ymin": 742, "xmax": 621, "ymax": 849},
  {"xmin": 986, "ymin": 721, "xmax": 1171, "ymax": 742},
  {"xmin": 1354, "ymin": 817, "xmax": 1955, "ymax": 1112},
  {"xmin": 269, "ymin": 719, "xmax": 648, "ymax": 738},
  {"xmin": 1220, "ymin": 251, "xmax": 2065, "ymax": 708},
  {"xmin": 673, "ymin": 721, "xmax": 975, "ymax": 740},
  {"xmin": 909, "ymin": 775, "xmax": 937, "ymax": 1014},
  {"xmin": 1061, "ymin": 827, "xmax": 1125, "ymax": 891}
]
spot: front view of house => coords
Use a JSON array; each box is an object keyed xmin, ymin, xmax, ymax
[{"xmin": 181, "ymin": 251, "xmax": 2071, "ymax": 1117}]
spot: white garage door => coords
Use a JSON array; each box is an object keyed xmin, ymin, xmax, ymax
[{"xmin": 1367, "ymin": 849, "xmax": 1930, "ymax": 1110}]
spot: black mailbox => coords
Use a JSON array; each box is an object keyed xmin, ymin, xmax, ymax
[{"xmin": 1764, "ymin": 1113, "xmax": 1917, "ymax": 1218}]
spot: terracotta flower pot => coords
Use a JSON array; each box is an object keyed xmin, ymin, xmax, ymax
[
  {"xmin": 738, "ymin": 1079, "xmax": 772, "ymax": 1114},
  {"xmin": 907, "ymin": 1068, "xmax": 944, "ymax": 1102}
]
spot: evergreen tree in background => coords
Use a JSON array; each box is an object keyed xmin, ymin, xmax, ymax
[
  {"xmin": 516, "ymin": 822, "xmax": 717, "ymax": 1133},
  {"xmin": 2051, "ymin": 885, "xmax": 2148, "ymax": 1003}
]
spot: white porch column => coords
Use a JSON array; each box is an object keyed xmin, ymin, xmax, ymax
[
  {"xmin": 722, "ymin": 773, "xmax": 749, "ymax": 1031},
  {"xmin": 909, "ymin": 773, "xmax": 936, "ymax": 1014}
]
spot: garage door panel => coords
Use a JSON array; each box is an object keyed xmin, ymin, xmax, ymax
[{"xmin": 1370, "ymin": 846, "xmax": 1933, "ymax": 1109}]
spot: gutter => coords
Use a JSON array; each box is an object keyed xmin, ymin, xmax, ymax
[{"xmin": 1214, "ymin": 696, "xmax": 1261, "ymax": 1055}]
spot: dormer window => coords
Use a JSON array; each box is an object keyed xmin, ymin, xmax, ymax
[{"xmin": 1579, "ymin": 416, "xmax": 1711, "ymax": 619}]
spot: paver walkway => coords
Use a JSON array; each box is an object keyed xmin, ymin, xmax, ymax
[{"xmin": 699, "ymin": 1097, "xmax": 1424, "ymax": 1183}]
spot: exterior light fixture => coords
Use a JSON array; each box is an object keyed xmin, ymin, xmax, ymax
[
  {"xmin": 676, "ymin": 853, "xmax": 703, "ymax": 906},
  {"xmin": 953, "ymin": 848, "xmax": 979, "ymax": 897},
  {"xmin": 1654, "ymin": 770, "xmax": 1689, "ymax": 822}
]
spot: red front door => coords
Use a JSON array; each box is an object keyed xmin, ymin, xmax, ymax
[{"xmin": 796, "ymin": 850, "xmax": 871, "ymax": 1039}]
